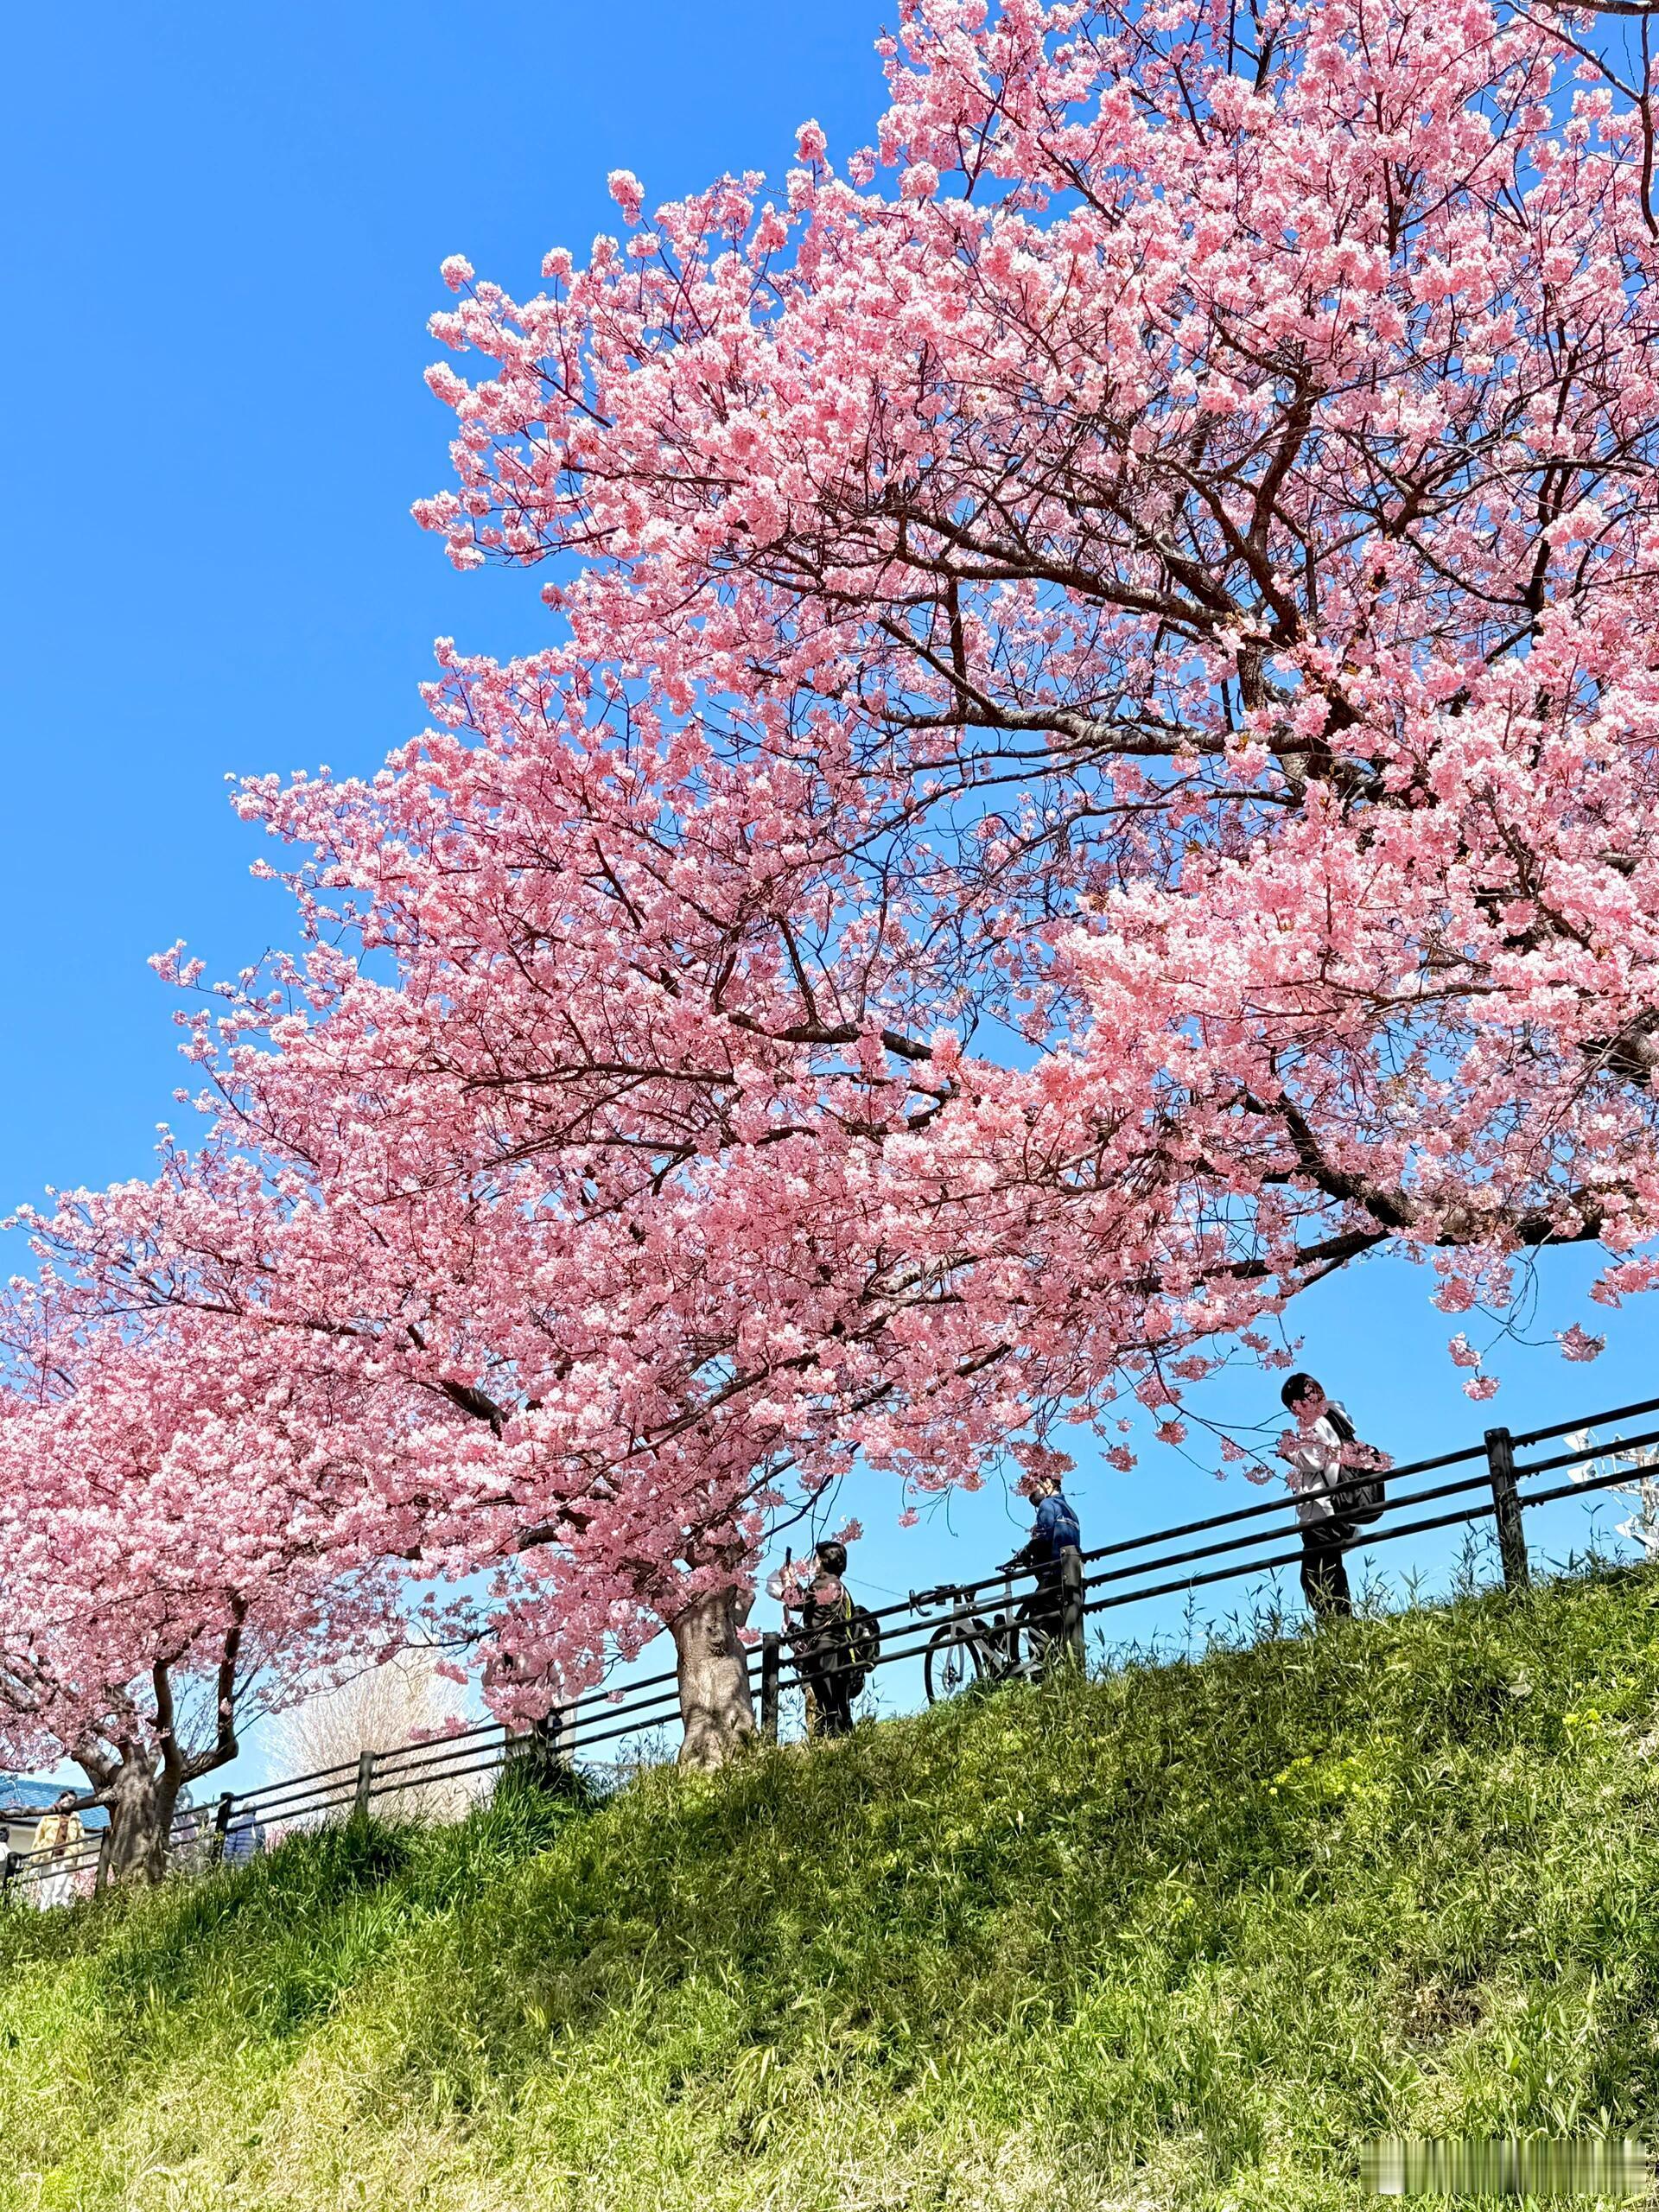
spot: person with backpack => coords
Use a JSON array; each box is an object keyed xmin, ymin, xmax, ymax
[
  {"xmin": 768, "ymin": 1540, "xmax": 877, "ymax": 1738},
  {"xmin": 1278, "ymin": 1373, "xmax": 1385, "ymax": 1619},
  {"xmin": 1002, "ymin": 1469, "xmax": 1083, "ymax": 1662}
]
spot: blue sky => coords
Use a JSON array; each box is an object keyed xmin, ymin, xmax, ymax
[
  {"xmin": 2, "ymin": 0, "xmax": 887, "ymax": 1207},
  {"xmin": 4, "ymin": 1, "xmax": 1654, "ymax": 1789}
]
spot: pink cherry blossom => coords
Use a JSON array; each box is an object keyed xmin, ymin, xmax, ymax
[
  {"xmin": 607, "ymin": 169, "xmax": 645, "ymax": 225},
  {"xmin": 1558, "ymin": 1324, "xmax": 1608, "ymax": 1363},
  {"xmin": 0, "ymin": 1266, "xmax": 406, "ymax": 1879},
  {"xmin": 24, "ymin": 0, "xmax": 1659, "ymax": 1770}
]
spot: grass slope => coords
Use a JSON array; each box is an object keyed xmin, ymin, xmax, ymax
[{"xmin": 4, "ymin": 1569, "xmax": 1659, "ymax": 2211}]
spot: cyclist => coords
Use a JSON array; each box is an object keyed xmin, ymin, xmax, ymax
[
  {"xmin": 1003, "ymin": 1470, "xmax": 1082, "ymax": 1658},
  {"xmin": 770, "ymin": 1541, "xmax": 862, "ymax": 1738}
]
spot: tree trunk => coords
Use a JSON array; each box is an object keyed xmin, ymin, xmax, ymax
[
  {"xmin": 100, "ymin": 1758, "xmax": 183, "ymax": 1886},
  {"xmin": 669, "ymin": 1586, "xmax": 758, "ymax": 1770}
]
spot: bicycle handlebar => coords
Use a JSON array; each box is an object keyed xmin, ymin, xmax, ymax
[
  {"xmin": 911, "ymin": 1583, "xmax": 965, "ymax": 1609},
  {"xmin": 912, "ymin": 1569, "xmax": 1021, "ymax": 1610}
]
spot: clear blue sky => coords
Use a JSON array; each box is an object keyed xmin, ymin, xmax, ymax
[
  {"xmin": 2, "ymin": 0, "xmax": 887, "ymax": 1207},
  {"xmin": 3, "ymin": 2, "xmax": 1652, "ymax": 1791}
]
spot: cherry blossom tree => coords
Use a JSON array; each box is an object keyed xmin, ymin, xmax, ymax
[
  {"xmin": 396, "ymin": 0, "xmax": 1659, "ymax": 1422},
  {"xmin": 50, "ymin": 0, "xmax": 1659, "ymax": 1765},
  {"xmin": 0, "ymin": 1275, "xmax": 404, "ymax": 1880},
  {"xmin": 22, "ymin": 1134, "xmax": 808, "ymax": 1766}
]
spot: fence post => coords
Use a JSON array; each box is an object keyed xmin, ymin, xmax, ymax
[
  {"xmin": 760, "ymin": 1633, "xmax": 782, "ymax": 1744},
  {"xmin": 530, "ymin": 1708, "xmax": 573, "ymax": 1792},
  {"xmin": 353, "ymin": 1749, "xmax": 377, "ymax": 1820},
  {"xmin": 1485, "ymin": 1427, "xmax": 1529, "ymax": 1592},
  {"xmin": 532, "ymin": 1708, "xmax": 565, "ymax": 1764},
  {"xmin": 211, "ymin": 1791, "xmax": 235, "ymax": 1866},
  {"xmin": 93, "ymin": 1824, "xmax": 114, "ymax": 1897},
  {"xmin": 1059, "ymin": 1547, "xmax": 1086, "ymax": 1669}
]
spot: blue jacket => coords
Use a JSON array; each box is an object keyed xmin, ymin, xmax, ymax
[{"xmin": 1031, "ymin": 1491, "xmax": 1081, "ymax": 1563}]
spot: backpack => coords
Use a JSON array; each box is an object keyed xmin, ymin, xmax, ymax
[
  {"xmin": 1325, "ymin": 1402, "xmax": 1386, "ymax": 1526},
  {"xmin": 846, "ymin": 1602, "xmax": 882, "ymax": 1691}
]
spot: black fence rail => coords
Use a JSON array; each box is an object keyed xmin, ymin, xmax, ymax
[{"xmin": 5, "ymin": 1399, "xmax": 1656, "ymax": 1905}]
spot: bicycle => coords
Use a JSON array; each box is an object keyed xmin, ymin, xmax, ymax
[{"xmin": 911, "ymin": 1563, "xmax": 1060, "ymax": 1704}]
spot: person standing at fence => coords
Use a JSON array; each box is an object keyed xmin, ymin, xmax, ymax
[
  {"xmin": 31, "ymin": 1791, "xmax": 85, "ymax": 1910},
  {"xmin": 769, "ymin": 1540, "xmax": 871, "ymax": 1738},
  {"xmin": 222, "ymin": 1809, "xmax": 268, "ymax": 1866},
  {"xmin": 1278, "ymin": 1374, "xmax": 1361, "ymax": 1619},
  {"xmin": 1003, "ymin": 1463, "xmax": 1082, "ymax": 1659}
]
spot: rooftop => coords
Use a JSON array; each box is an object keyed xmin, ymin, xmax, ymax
[{"xmin": 0, "ymin": 1779, "xmax": 110, "ymax": 1829}]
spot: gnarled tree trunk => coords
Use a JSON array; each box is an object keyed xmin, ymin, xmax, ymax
[
  {"xmin": 79, "ymin": 1630, "xmax": 245, "ymax": 1887},
  {"xmin": 99, "ymin": 1755, "xmax": 185, "ymax": 1886},
  {"xmin": 669, "ymin": 1586, "xmax": 757, "ymax": 1769}
]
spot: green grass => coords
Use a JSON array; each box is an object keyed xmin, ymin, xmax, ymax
[{"xmin": 4, "ymin": 1567, "xmax": 1659, "ymax": 2209}]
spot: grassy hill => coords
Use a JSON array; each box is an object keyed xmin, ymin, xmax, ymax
[{"xmin": 4, "ymin": 1567, "xmax": 1659, "ymax": 2211}]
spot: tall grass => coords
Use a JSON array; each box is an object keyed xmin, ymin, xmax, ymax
[{"xmin": 3, "ymin": 1566, "xmax": 1659, "ymax": 2209}]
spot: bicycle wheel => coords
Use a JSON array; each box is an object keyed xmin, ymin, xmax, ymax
[
  {"xmin": 923, "ymin": 1620, "xmax": 988, "ymax": 1703},
  {"xmin": 1013, "ymin": 1596, "xmax": 1059, "ymax": 1677}
]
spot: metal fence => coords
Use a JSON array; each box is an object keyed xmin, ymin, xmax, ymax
[{"xmin": 6, "ymin": 1397, "xmax": 1656, "ymax": 1906}]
